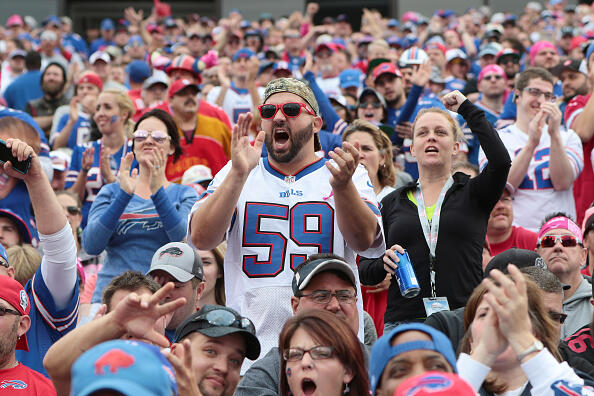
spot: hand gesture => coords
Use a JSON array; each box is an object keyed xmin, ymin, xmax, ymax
[
  {"xmin": 100, "ymin": 146, "xmax": 116, "ymax": 184},
  {"xmin": 166, "ymin": 340, "xmax": 202, "ymax": 396},
  {"xmin": 327, "ymin": 141, "xmax": 360, "ymax": 191},
  {"xmin": 382, "ymin": 244, "xmax": 405, "ymax": 275},
  {"xmin": 395, "ymin": 121, "xmax": 413, "ymax": 139},
  {"xmin": 469, "ymin": 303, "xmax": 509, "ymax": 367},
  {"xmin": 231, "ymin": 112, "xmax": 264, "ymax": 177},
  {"xmin": 1, "ymin": 139, "xmax": 43, "ymax": 182},
  {"xmin": 148, "ymin": 147, "xmax": 167, "ymax": 194},
  {"xmin": 540, "ymin": 102, "xmax": 562, "ymax": 136},
  {"xmin": 441, "ymin": 90, "xmax": 467, "ymax": 113},
  {"xmin": 69, "ymin": 97, "xmax": 79, "ymax": 121},
  {"xmin": 411, "ymin": 61, "xmax": 432, "ymax": 88},
  {"xmin": 124, "ymin": 7, "xmax": 144, "ymax": 26},
  {"xmin": 119, "ymin": 152, "xmax": 138, "ymax": 194},
  {"xmin": 306, "ymin": 2, "xmax": 319, "ymax": 17},
  {"xmin": 82, "ymin": 147, "xmax": 94, "ymax": 171},
  {"xmin": 112, "ymin": 282, "xmax": 186, "ymax": 347},
  {"xmin": 527, "ymin": 110, "xmax": 545, "ymax": 146}
]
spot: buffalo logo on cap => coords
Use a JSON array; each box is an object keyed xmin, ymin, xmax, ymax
[
  {"xmin": 160, "ymin": 247, "xmax": 184, "ymax": 258},
  {"xmin": 407, "ymin": 374, "xmax": 453, "ymax": 392},
  {"xmin": 94, "ymin": 349, "xmax": 135, "ymax": 375},
  {"xmin": 19, "ymin": 290, "xmax": 28, "ymax": 311}
]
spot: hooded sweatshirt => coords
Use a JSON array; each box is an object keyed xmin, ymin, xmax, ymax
[{"xmin": 562, "ymin": 277, "xmax": 593, "ymax": 339}]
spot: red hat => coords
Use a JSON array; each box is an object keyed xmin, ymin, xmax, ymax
[
  {"xmin": 77, "ymin": 72, "xmax": 103, "ymax": 91},
  {"xmin": 166, "ymin": 54, "xmax": 202, "ymax": 84},
  {"xmin": 168, "ymin": 79, "xmax": 199, "ymax": 98},
  {"xmin": 394, "ymin": 372, "xmax": 475, "ymax": 396},
  {"xmin": 0, "ymin": 275, "xmax": 30, "ymax": 351},
  {"xmin": 372, "ymin": 62, "xmax": 402, "ymax": 82}
]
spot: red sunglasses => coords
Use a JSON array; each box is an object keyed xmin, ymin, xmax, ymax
[
  {"xmin": 537, "ymin": 234, "xmax": 580, "ymax": 248},
  {"xmin": 258, "ymin": 102, "xmax": 315, "ymax": 119}
]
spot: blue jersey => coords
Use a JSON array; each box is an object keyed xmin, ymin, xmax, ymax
[
  {"xmin": 65, "ymin": 139, "xmax": 132, "ymax": 228},
  {"xmin": 63, "ymin": 33, "xmax": 88, "ymax": 55},
  {"xmin": 89, "ymin": 38, "xmax": 115, "ymax": 55},
  {"xmin": 55, "ymin": 113, "xmax": 92, "ymax": 149},
  {"xmin": 16, "ymin": 266, "xmax": 79, "ymax": 377},
  {"xmin": 444, "ymin": 76, "xmax": 467, "ymax": 93}
]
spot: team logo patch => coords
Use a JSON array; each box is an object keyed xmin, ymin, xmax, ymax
[
  {"xmin": 159, "ymin": 247, "xmax": 184, "ymax": 259},
  {"xmin": 551, "ymin": 380, "xmax": 594, "ymax": 396},
  {"xmin": 404, "ymin": 374, "xmax": 452, "ymax": 395},
  {"xmin": 534, "ymin": 257, "xmax": 546, "ymax": 269},
  {"xmin": 94, "ymin": 349, "xmax": 136, "ymax": 375},
  {"xmin": 284, "ymin": 175, "xmax": 296, "ymax": 184},
  {"xmin": 19, "ymin": 290, "xmax": 28, "ymax": 311},
  {"xmin": 0, "ymin": 380, "xmax": 27, "ymax": 389}
]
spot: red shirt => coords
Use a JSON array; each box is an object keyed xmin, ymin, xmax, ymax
[
  {"xmin": 0, "ymin": 363, "xmax": 57, "ymax": 395},
  {"xmin": 489, "ymin": 226, "xmax": 538, "ymax": 257},
  {"xmin": 128, "ymin": 88, "xmax": 144, "ymax": 122}
]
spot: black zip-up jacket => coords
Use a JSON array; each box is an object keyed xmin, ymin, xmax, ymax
[{"xmin": 359, "ymin": 99, "xmax": 511, "ymax": 323}]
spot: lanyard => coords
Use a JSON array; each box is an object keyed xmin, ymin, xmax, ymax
[{"xmin": 415, "ymin": 176, "xmax": 453, "ymax": 297}]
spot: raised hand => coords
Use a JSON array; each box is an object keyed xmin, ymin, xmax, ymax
[
  {"xmin": 382, "ymin": 243, "xmax": 405, "ymax": 275},
  {"xmin": 148, "ymin": 147, "xmax": 167, "ymax": 194},
  {"xmin": 411, "ymin": 61, "xmax": 433, "ymax": 88},
  {"xmin": 1, "ymin": 138, "xmax": 43, "ymax": 182},
  {"xmin": 441, "ymin": 90, "xmax": 467, "ymax": 113},
  {"xmin": 527, "ymin": 110, "xmax": 545, "ymax": 146},
  {"xmin": 119, "ymin": 152, "xmax": 138, "ymax": 194},
  {"xmin": 327, "ymin": 141, "xmax": 360, "ymax": 190},
  {"xmin": 395, "ymin": 121, "xmax": 413, "ymax": 139},
  {"xmin": 69, "ymin": 97, "xmax": 79, "ymax": 121},
  {"xmin": 540, "ymin": 102, "xmax": 562, "ymax": 136},
  {"xmin": 81, "ymin": 147, "xmax": 94, "ymax": 172},
  {"xmin": 231, "ymin": 112, "xmax": 264, "ymax": 177},
  {"xmin": 99, "ymin": 146, "xmax": 116, "ymax": 184},
  {"xmin": 166, "ymin": 340, "xmax": 202, "ymax": 396}
]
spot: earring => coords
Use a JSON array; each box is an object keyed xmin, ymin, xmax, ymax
[{"xmin": 343, "ymin": 382, "xmax": 350, "ymax": 394}]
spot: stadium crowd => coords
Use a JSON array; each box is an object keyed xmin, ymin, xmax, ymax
[{"xmin": 1, "ymin": 0, "xmax": 594, "ymax": 394}]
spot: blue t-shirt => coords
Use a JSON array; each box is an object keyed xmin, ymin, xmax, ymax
[
  {"xmin": 89, "ymin": 38, "xmax": 115, "ymax": 55},
  {"xmin": 3, "ymin": 71, "xmax": 43, "ymax": 111},
  {"xmin": 444, "ymin": 76, "xmax": 467, "ymax": 93},
  {"xmin": 63, "ymin": 33, "xmax": 88, "ymax": 55},
  {"xmin": 84, "ymin": 183, "xmax": 198, "ymax": 303},
  {"xmin": 16, "ymin": 266, "xmax": 79, "ymax": 377}
]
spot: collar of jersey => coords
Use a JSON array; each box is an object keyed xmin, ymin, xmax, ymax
[
  {"xmin": 231, "ymin": 81, "xmax": 249, "ymax": 95},
  {"xmin": 263, "ymin": 157, "xmax": 327, "ymax": 181}
]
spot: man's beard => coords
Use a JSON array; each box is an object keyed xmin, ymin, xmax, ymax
[
  {"xmin": 42, "ymin": 81, "xmax": 64, "ymax": 97},
  {"xmin": 0, "ymin": 319, "xmax": 19, "ymax": 364},
  {"xmin": 564, "ymin": 83, "xmax": 589, "ymax": 102},
  {"xmin": 265, "ymin": 121, "xmax": 313, "ymax": 164}
]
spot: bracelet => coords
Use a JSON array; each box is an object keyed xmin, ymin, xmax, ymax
[{"xmin": 81, "ymin": 167, "xmax": 91, "ymax": 173}]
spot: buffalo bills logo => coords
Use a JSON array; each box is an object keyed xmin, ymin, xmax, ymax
[
  {"xmin": 0, "ymin": 380, "xmax": 27, "ymax": 389},
  {"xmin": 404, "ymin": 374, "xmax": 452, "ymax": 395},
  {"xmin": 551, "ymin": 380, "xmax": 594, "ymax": 396},
  {"xmin": 19, "ymin": 290, "xmax": 28, "ymax": 311},
  {"xmin": 159, "ymin": 247, "xmax": 184, "ymax": 259},
  {"xmin": 94, "ymin": 349, "xmax": 135, "ymax": 375}
]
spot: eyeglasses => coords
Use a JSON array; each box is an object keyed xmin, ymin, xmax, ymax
[
  {"xmin": 523, "ymin": 87, "xmax": 556, "ymax": 102},
  {"xmin": 549, "ymin": 311, "xmax": 568, "ymax": 324},
  {"xmin": 65, "ymin": 206, "xmax": 81, "ymax": 215},
  {"xmin": 0, "ymin": 307, "xmax": 21, "ymax": 316},
  {"xmin": 283, "ymin": 346, "xmax": 334, "ymax": 361},
  {"xmin": 133, "ymin": 130, "xmax": 171, "ymax": 144},
  {"xmin": 537, "ymin": 234, "xmax": 579, "ymax": 248},
  {"xmin": 258, "ymin": 102, "xmax": 315, "ymax": 119},
  {"xmin": 499, "ymin": 196, "xmax": 513, "ymax": 204},
  {"xmin": 358, "ymin": 101, "xmax": 382, "ymax": 109},
  {"xmin": 191, "ymin": 308, "xmax": 256, "ymax": 335},
  {"xmin": 483, "ymin": 74, "xmax": 503, "ymax": 81},
  {"xmin": 298, "ymin": 289, "xmax": 356, "ymax": 305}
]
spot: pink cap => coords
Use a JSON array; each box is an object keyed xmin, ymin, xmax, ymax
[
  {"xmin": 6, "ymin": 14, "xmax": 24, "ymax": 27},
  {"xmin": 478, "ymin": 64, "xmax": 507, "ymax": 83},
  {"xmin": 529, "ymin": 41, "xmax": 557, "ymax": 66}
]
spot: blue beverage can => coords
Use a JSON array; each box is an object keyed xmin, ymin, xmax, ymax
[{"xmin": 393, "ymin": 250, "xmax": 420, "ymax": 298}]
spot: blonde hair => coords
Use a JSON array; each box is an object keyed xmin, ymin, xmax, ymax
[
  {"xmin": 101, "ymin": 89, "xmax": 135, "ymax": 138},
  {"xmin": 8, "ymin": 244, "xmax": 42, "ymax": 286},
  {"xmin": 411, "ymin": 108, "xmax": 464, "ymax": 143},
  {"xmin": 212, "ymin": 242, "xmax": 227, "ymax": 306}
]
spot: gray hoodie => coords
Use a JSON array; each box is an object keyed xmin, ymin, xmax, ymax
[{"xmin": 562, "ymin": 277, "xmax": 593, "ymax": 339}]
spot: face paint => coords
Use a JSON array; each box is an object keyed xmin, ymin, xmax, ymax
[
  {"xmin": 286, "ymin": 367, "xmax": 292, "ymax": 377},
  {"xmin": 110, "ymin": 115, "xmax": 118, "ymax": 124}
]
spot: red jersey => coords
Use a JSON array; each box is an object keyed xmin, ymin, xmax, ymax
[
  {"xmin": 128, "ymin": 88, "xmax": 145, "ymax": 122},
  {"xmin": 0, "ymin": 363, "xmax": 57, "ymax": 395},
  {"xmin": 489, "ymin": 226, "xmax": 538, "ymax": 257}
]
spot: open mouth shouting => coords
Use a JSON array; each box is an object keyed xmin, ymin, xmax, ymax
[{"xmin": 301, "ymin": 378, "xmax": 317, "ymax": 395}]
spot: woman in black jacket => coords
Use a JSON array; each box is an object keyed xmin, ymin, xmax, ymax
[{"xmin": 359, "ymin": 90, "xmax": 511, "ymax": 332}]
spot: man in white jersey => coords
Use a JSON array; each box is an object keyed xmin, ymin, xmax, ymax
[
  {"xmin": 479, "ymin": 67, "xmax": 583, "ymax": 231},
  {"xmin": 189, "ymin": 77, "xmax": 385, "ymax": 371}
]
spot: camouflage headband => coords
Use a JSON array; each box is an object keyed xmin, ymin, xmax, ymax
[{"xmin": 263, "ymin": 77, "xmax": 320, "ymax": 116}]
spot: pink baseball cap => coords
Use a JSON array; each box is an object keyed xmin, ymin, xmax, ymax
[
  {"xmin": 6, "ymin": 15, "xmax": 24, "ymax": 27},
  {"xmin": 529, "ymin": 41, "xmax": 557, "ymax": 66},
  {"xmin": 478, "ymin": 64, "xmax": 507, "ymax": 83}
]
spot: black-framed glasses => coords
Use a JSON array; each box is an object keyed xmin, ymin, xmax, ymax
[
  {"xmin": 258, "ymin": 102, "xmax": 315, "ymax": 119},
  {"xmin": 0, "ymin": 307, "xmax": 21, "ymax": 316},
  {"xmin": 65, "ymin": 206, "xmax": 81, "ymax": 215},
  {"xmin": 283, "ymin": 346, "xmax": 334, "ymax": 361},
  {"xmin": 537, "ymin": 235, "xmax": 579, "ymax": 248},
  {"xmin": 298, "ymin": 289, "xmax": 356, "ymax": 305},
  {"xmin": 523, "ymin": 87, "xmax": 556, "ymax": 102},
  {"xmin": 358, "ymin": 101, "xmax": 382, "ymax": 109},
  {"xmin": 549, "ymin": 311, "xmax": 568, "ymax": 324},
  {"xmin": 192, "ymin": 308, "xmax": 256, "ymax": 335}
]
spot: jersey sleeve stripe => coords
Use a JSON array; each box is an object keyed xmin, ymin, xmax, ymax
[
  {"xmin": 363, "ymin": 199, "xmax": 381, "ymax": 216},
  {"xmin": 565, "ymin": 148, "xmax": 584, "ymax": 174},
  {"xmin": 31, "ymin": 275, "xmax": 79, "ymax": 331},
  {"xmin": 566, "ymin": 108, "xmax": 583, "ymax": 130}
]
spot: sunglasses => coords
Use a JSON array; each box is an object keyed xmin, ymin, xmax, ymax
[
  {"xmin": 133, "ymin": 130, "xmax": 171, "ymax": 144},
  {"xmin": 537, "ymin": 234, "xmax": 579, "ymax": 248},
  {"xmin": 0, "ymin": 306, "xmax": 21, "ymax": 316},
  {"xmin": 483, "ymin": 74, "xmax": 503, "ymax": 81},
  {"xmin": 283, "ymin": 346, "xmax": 334, "ymax": 362},
  {"xmin": 192, "ymin": 308, "xmax": 256, "ymax": 335},
  {"xmin": 524, "ymin": 87, "xmax": 556, "ymax": 102},
  {"xmin": 65, "ymin": 206, "xmax": 81, "ymax": 215},
  {"xmin": 498, "ymin": 57, "xmax": 519, "ymax": 65},
  {"xmin": 258, "ymin": 102, "xmax": 315, "ymax": 119},
  {"xmin": 549, "ymin": 311, "xmax": 568, "ymax": 324},
  {"xmin": 0, "ymin": 258, "xmax": 9, "ymax": 269},
  {"xmin": 358, "ymin": 101, "xmax": 382, "ymax": 109}
]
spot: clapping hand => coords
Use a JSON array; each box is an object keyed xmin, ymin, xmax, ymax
[{"xmin": 231, "ymin": 113, "xmax": 264, "ymax": 177}]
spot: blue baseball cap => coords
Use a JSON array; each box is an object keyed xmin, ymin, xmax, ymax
[
  {"xmin": 127, "ymin": 35, "xmax": 144, "ymax": 47},
  {"xmin": 126, "ymin": 60, "xmax": 151, "ymax": 83},
  {"xmin": 0, "ymin": 243, "xmax": 8, "ymax": 265},
  {"xmin": 369, "ymin": 323, "xmax": 457, "ymax": 394},
  {"xmin": 0, "ymin": 209, "xmax": 32, "ymax": 244},
  {"xmin": 71, "ymin": 340, "xmax": 177, "ymax": 396},
  {"xmin": 101, "ymin": 18, "xmax": 115, "ymax": 31},
  {"xmin": 387, "ymin": 18, "xmax": 400, "ymax": 28},
  {"xmin": 233, "ymin": 48, "xmax": 255, "ymax": 62},
  {"xmin": 339, "ymin": 68, "xmax": 362, "ymax": 89},
  {"xmin": 586, "ymin": 42, "xmax": 594, "ymax": 63}
]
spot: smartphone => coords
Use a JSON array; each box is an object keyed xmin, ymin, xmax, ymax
[{"xmin": 0, "ymin": 139, "xmax": 31, "ymax": 174}]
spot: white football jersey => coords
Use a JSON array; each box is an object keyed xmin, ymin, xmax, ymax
[
  {"xmin": 206, "ymin": 85, "xmax": 265, "ymax": 124},
  {"xmin": 189, "ymin": 157, "xmax": 385, "ymax": 371},
  {"xmin": 479, "ymin": 123, "xmax": 583, "ymax": 231}
]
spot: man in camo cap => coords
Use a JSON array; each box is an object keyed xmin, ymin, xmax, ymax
[{"xmin": 188, "ymin": 77, "xmax": 385, "ymax": 372}]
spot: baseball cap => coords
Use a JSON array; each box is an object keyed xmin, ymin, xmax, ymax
[
  {"xmin": 484, "ymin": 248, "xmax": 547, "ymax": 277},
  {"xmin": 126, "ymin": 35, "xmax": 144, "ymax": 48},
  {"xmin": 395, "ymin": 372, "xmax": 475, "ymax": 396},
  {"xmin": 529, "ymin": 41, "xmax": 557, "ymax": 66},
  {"xmin": 71, "ymin": 340, "xmax": 177, "ymax": 396},
  {"xmin": 50, "ymin": 150, "xmax": 70, "ymax": 172},
  {"xmin": 174, "ymin": 304, "xmax": 261, "ymax": 360},
  {"xmin": 445, "ymin": 49, "xmax": 468, "ymax": 64},
  {"xmin": 552, "ymin": 58, "xmax": 585, "ymax": 77},
  {"xmin": 399, "ymin": 47, "xmax": 429, "ymax": 67},
  {"xmin": 166, "ymin": 54, "xmax": 201, "ymax": 82},
  {"xmin": 0, "ymin": 275, "xmax": 30, "ymax": 351},
  {"xmin": 292, "ymin": 256, "xmax": 356, "ymax": 295},
  {"xmin": 478, "ymin": 42, "xmax": 502, "ymax": 58},
  {"xmin": 78, "ymin": 72, "xmax": 103, "ymax": 91},
  {"xmin": 168, "ymin": 79, "xmax": 199, "ymax": 98},
  {"xmin": 496, "ymin": 48, "xmax": 520, "ymax": 64},
  {"xmin": 147, "ymin": 242, "xmax": 203, "ymax": 282},
  {"xmin": 264, "ymin": 78, "xmax": 319, "ymax": 116},
  {"xmin": 101, "ymin": 18, "xmax": 115, "ymax": 31},
  {"xmin": 126, "ymin": 60, "xmax": 151, "ymax": 84},
  {"xmin": 142, "ymin": 73, "xmax": 169, "ymax": 90},
  {"xmin": 0, "ymin": 209, "xmax": 32, "ymax": 244},
  {"xmin": 181, "ymin": 165, "xmax": 213, "ymax": 185},
  {"xmin": 429, "ymin": 66, "xmax": 445, "ymax": 84},
  {"xmin": 387, "ymin": 18, "xmax": 400, "ymax": 28},
  {"xmin": 9, "ymin": 49, "xmax": 26, "ymax": 59},
  {"xmin": 372, "ymin": 62, "xmax": 402, "ymax": 82},
  {"xmin": 369, "ymin": 323, "xmax": 457, "ymax": 394},
  {"xmin": 232, "ymin": 48, "xmax": 255, "ymax": 62},
  {"xmin": 339, "ymin": 69, "xmax": 362, "ymax": 89},
  {"xmin": 582, "ymin": 207, "xmax": 594, "ymax": 235},
  {"xmin": 40, "ymin": 30, "xmax": 58, "ymax": 42},
  {"xmin": 387, "ymin": 36, "xmax": 405, "ymax": 49},
  {"xmin": 89, "ymin": 51, "xmax": 111, "ymax": 65},
  {"xmin": 6, "ymin": 14, "xmax": 24, "ymax": 27},
  {"xmin": 146, "ymin": 23, "xmax": 163, "ymax": 34},
  {"xmin": 357, "ymin": 87, "xmax": 387, "ymax": 109},
  {"xmin": 478, "ymin": 64, "xmax": 507, "ymax": 83},
  {"xmin": 561, "ymin": 26, "xmax": 575, "ymax": 37},
  {"xmin": 44, "ymin": 15, "xmax": 61, "ymax": 28}
]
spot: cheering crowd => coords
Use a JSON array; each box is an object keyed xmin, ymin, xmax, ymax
[{"xmin": 1, "ymin": 0, "xmax": 594, "ymax": 394}]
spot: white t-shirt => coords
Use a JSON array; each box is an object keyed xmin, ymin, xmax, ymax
[
  {"xmin": 206, "ymin": 85, "xmax": 264, "ymax": 124},
  {"xmin": 188, "ymin": 157, "xmax": 385, "ymax": 371},
  {"xmin": 479, "ymin": 123, "xmax": 583, "ymax": 231}
]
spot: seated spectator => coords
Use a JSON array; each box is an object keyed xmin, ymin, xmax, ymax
[
  {"xmin": 279, "ymin": 309, "xmax": 369, "ymax": 396},
  {"xmin": 82, "ymin": 109, "xmax": 197, "ymax": 304},
  {"xmin": 369, "ymin": 323, "xmax": 457, "ymax": 395},
  {"xmin": 197, "ymin": 242, "xmax": 227, "ymax": 308},
  {"xmin": 457, "ymin": 264, "xmax": 583, "ymax": 395}
]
